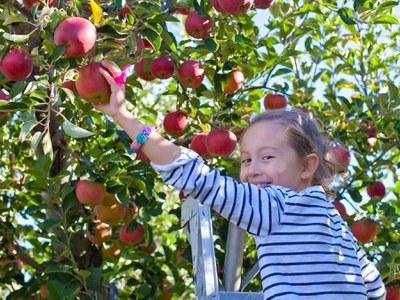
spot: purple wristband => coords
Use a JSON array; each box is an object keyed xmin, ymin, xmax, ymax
[{"xmin": 130, "ymin": 125, "xmax": 155, "ymax": 152}]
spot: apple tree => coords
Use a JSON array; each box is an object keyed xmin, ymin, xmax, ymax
[{"xmin": 0, "ymin": 0, "xmax": 399, "ymax": 299}]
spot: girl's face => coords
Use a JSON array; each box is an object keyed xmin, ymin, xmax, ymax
[{"xmin": 239, "ymin": 120, "xmax": 312, "ymax": 192}]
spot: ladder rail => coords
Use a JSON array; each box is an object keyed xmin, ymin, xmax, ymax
[{"xmin": 181, "ymin": 197, "xmax": 263, "ymax": 300}]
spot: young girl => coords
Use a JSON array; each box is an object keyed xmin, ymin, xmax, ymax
[{"xmin": 95, "ymin": 61, "xmax": 386, "ymax": 299}]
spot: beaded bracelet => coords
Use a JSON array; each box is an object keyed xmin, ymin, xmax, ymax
[{"xmin": 130, "ymin": 125, "xmax": 155, "ymax": 153}]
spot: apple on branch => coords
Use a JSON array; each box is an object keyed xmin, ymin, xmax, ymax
[
  {"xmin": 75, "ymin": 179, "xmax": 106, "ymax": 205},
  {"xmin": 87, "ymin": 220, "xmax": 112, "ymax": 245},
  {"xmin": 351, "ymin": 219, "xmax": 379, "ymax": 244},
  {"xmin": 163, "ymin": 111, "xmax": 189, "ymax": 137},
  {"xmin": 75, "ymin": 63, "xmax": 112, "ymax": 104},
  {"xmin": 185, "ymin": 11, "xmax": 213, "ymax": 39},
  {"xmin": 54, "ymin": 17, "xmax": 96, "ymax": 58},
  {"xmin": 178, "ymin": 60, "xmax": 205, "ymax": 89},
  {"xmin": 263, "ymin": 93, "xmax": 288, "ymax": 110},
  {"xmin": 119, "ymin": 223, "xmax": 145, "ymax": 245},
  {"xmin": 332, "ymin": 200, "xmax": 347, "ymax": 219},
  {"xmin": 254, "ymin": 0, "xmax": 274, "ymax": 9},
  {"xmin": 206, "ymin": 128, "xmax": 237, "ymax": 157},
  {"xmin": 217, "ymin": 0, "xmax": 254, "ymax": 15},
  {"xmin": 94, "ymin": 203, "xmax": 128, "ymax": 226},
  {"xmin": 366, "ymin": 181, "xmax": 385, "ymax": 199},
  {"xmin": 326, "ymin": 145, "xmax": 350, "ymax": 173},
  {"xmin": 151, "ymin": 56, "xmax": 175, "ymax": 79},
  {"xmin": 135, "ymin": 57, "xmax": 156, "ymax": 81},
  {"xmin": 191, "ymin": 132, "xmax": 209, "ymax": 157},
  {"xmin": 211, "ymin": 0, "xmax": 224, "ymax": 12},
  {"xmin": 0, "ymin": 48, "xmax": 33, "ymax": 81},
  {"xmin": 224, "ymin": 68, "xmax": 245, "ymax": 95}
]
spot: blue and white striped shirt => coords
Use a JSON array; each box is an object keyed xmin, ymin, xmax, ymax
[{"xmin": 152, "ymin": 147, "xmax": 386, "ymax": 300}]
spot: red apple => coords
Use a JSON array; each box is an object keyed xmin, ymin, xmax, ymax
[
  {"xmin": 351, "ymin": 219, "xmax": 379, "ymax": 244},
  {"xmin": 217, "ymin": 0, "xmax": 254, "ymax": 15},
  {"xmin": 367, "ymin": 181, "xmax": 385, "ymax": 198},
  {"xmin": 62, "ymin": 80, "xmax": 78, "ymax": 96},
  {"xmin": 151, "ymin": 56, "xmax": 174, "ymax": 79},
  {"xmin": 254, "ymin": 0, "xmax": 274, "ymax": 8},
  {"xmin": 185, "ymin": 11, "xmax": 213, "ymax": 39},
  {"xmin": 0, "ymin": 91, "xmax": 9, "ymax": 118},
  {"xmin": 206, "ymin": 128, "xmax": 237, "ymax": 157},
  {"xmin": 386, "ymin": 286, "xmax": 400, "ymax": 300},
  {"xmin": 263, "ymin": 93, "xmax": 287, "ymax": 110},
  {"xmin": 178, "ymin": 60, "xmax": 205, "ymax": 89},
  {"xmin": 87, "ymin": 220, "xmax": 112, "ymax": 245},
  {"xmin": 191, "ymin": 132, "xmax": 209, "ymax": 157},
  {"xmin": 39, "ymin": 283, "xmax": 50, "ymax": 298},
  {"xmin": 211, "ymin": 0, "xmax": 224, "ymax": 12},
  {"xmin": 23, "ymin": 0, "xmax": 56, "ymax": 10},
  {"xmin": 365, "ymin": 120, "xmax": 377, "ymax": 138},
  {"xmin": 332, "ymin": 200, "xmax": 347, "ymax": 219},
  {"xmin": 119, "ymin": 223, "xmax": 145, "ymax": 245},
  {"xmin": 224, "ymin": 69, "xmax": 245, "ymax": 95},
  {"xmin": 139, "ymin": 240, "xmax": 156, "ymax": 254},
  {"xmin": 119, "ymin": 5, "xmax": 132, "ymax": 18},
  {"xmin": 75, "ymin": 180, "xmax": 106, "ymax": 205},
  {"xmin": 326, "ymin": 145, "xmax": 350, "ymax": 173},
  {"xmin": 174, "ymin": 6, "xmax": 190, "ymax": 15},
  {"xmin": 54, "ymin": 17, "xmax": 96, "ymax": 58},
  {"xmin": 95, "ymin": 203, "xmax": 128, "ymax": 225},
  {"xmin": 143, "ymin": 38, "xmax": 153, "ymax": 50},
  {"xmin": 75, "ymin": 62, "xmax": 112, "ymax": 104},
  {"xmin": 179, "ymin": 191, "xmax": 186, "ymax": 201},
  {"xmin": 135, "ymin": 57, "xmax": 156, "ymax": 81},
  {"xmin": 163, "ymin": 111, "xmax": 188, "ymax": 136},
  {"xmin": 0, "ymin": 48, "xmax": 33, "ymax": 81}
]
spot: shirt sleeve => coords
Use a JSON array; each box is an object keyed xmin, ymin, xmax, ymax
[
  {"xmin": 151, "ymin": 147, "xmax": 286, "ymax": 236},
  {"xmin": 356, "ymin": 245, "xmax": 386, "ymax": 300}
]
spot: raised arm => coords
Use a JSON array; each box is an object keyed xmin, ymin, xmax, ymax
[{"xmin": 95, "ymin": 61, "xmax": 181, "ymax": 165}]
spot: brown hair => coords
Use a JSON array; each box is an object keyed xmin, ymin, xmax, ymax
[{"xmin": 240, "ymin": 110, "xmax": 334, "ymax": 189}]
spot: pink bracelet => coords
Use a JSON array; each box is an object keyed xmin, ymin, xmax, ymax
[{"xmin": 130, "ymin": 125, "xmax": 155, "ymax": 153}]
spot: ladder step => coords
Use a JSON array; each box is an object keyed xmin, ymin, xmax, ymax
[{"xmin": 218, "ymin": 291, "xmax": 263, "ymax": 300}]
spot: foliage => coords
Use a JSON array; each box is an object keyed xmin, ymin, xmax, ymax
[{"xmin": 0, "ymin": 0, "xmax": 399, "ymax": 299}]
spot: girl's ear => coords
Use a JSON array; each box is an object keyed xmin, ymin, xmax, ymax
[{"xmin": 301, "ymin": 153, "xmax": 320, "ymax": 181}]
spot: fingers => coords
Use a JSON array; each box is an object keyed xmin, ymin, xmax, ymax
[
  {"xmin": 99, "ymin": 68, "xmax": 115, "ymax": 85},
  {"xmin": 101, "ymin": 60, "xmax": 121, "ymax": 77}
]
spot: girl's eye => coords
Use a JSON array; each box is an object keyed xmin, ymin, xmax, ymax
[
  {"xmin": 241, "ymin": 158, "xmax": 251, "ymax": 164},
  {"xmin": 262, "ymin": 155, "xmax": 274, "ymax": 160}
]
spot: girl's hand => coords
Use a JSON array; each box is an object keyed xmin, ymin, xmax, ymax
[{"xmin": 93, "ymin": 60, "xmax": 127, "ymax": 118}]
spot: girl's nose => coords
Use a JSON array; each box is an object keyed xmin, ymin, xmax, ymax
[{"xmin": 248, "ymin": 160, "xmax": 262, "ymax": 176}]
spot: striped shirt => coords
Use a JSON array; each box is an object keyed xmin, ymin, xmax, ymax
[{"xmin": 152, "ymin": 147, "xmax": 386, "ymax": 300}]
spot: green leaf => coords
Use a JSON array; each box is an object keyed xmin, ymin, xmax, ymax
[
  {"xmin": 51, "ymin": 45, "xmax": 65, "ymax": 62},
  {"xmin": 373, "ymin": 15, "xmax": 398, "ymax": 24},
  {"xmin": 19, "ymin": 111, "xmax": 37, "ymax": 142},
  {"xmin": 0, "ymin": 101, "xmax": 28, "ymax": 112},
  {"xmin": 2, "ymin": 32, "xmax": 30, "ymax": 43},
  {"xmin": 149, "ymin": 14, "xmax": 180, "ymax": 23},
  {"xmin": 204, "ymin": 37, "xmax": 218, "ymax": 52},
  {"xmin": 10, "ymin": 81, "xmax": 28, "ymax": 98},
  {"xmin": 42, "ymin": 130, "xmax": 54, "ymax": 161},
  {"xmin": 31, "ymin": 131, "xmax": 43, "ymax": 152},
  {"xmin": 348, "ymin": 189, "xmax": 363, "ymax": 203},
  {"xmin": 63, "ymin": 120, "xmax": 95, "ymax": 139},
  {"xmin": 338, "ymin": 8, "xmax": 357, "ymax": 25},
  {"xmin": 3, "ymin": 15, "xmax": 28, "ymax": 26}
]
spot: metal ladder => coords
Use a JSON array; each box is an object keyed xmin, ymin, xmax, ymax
[{"xmin": 181, "ymin": 198, "xmax": 263, "ymax": 300}]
